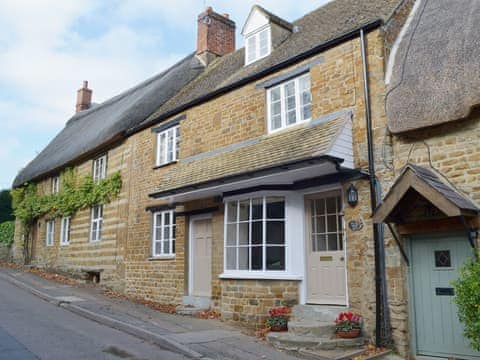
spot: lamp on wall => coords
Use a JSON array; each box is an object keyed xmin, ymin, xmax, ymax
[{"xmin": 347, "ymin": 184, "xmax": 358, "ymax": 207}]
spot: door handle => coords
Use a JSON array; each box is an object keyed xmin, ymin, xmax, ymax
[{"xmin": 340, "ymin": 257, "xmax": 344, "ymax": 261}]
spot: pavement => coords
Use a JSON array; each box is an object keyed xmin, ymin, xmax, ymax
[{"xmin": 0, "ymin": 266, "xmax": 298, "ymax": 360}]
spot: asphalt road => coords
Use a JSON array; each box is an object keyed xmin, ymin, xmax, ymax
[{"xmin": 0, "ymin": 276, "xmax": 187, "ymax": 360}]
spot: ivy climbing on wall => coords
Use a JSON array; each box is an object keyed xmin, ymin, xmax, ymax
[{"xmin": 11, "ymin": 168, "xmax": 122, "ymax": 263}]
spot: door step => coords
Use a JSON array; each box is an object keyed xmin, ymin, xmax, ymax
[
  {"xmin": 299, "ymin": 347, "xmax": 366, "ymax": 360},
  {"xmin": 266, "ymin": 332, "xmax": 365, "ymax": 351},
  {"xmin": 293, "ymin": 305, "xmax": 347, "ymax": 322},
  {"xmin": 176, "ymin": 296, "xmax": 210, "ymax": 316}
]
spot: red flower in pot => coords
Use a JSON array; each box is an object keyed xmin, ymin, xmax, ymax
[{"xmin": 334, "ymin": 311, "xmax": 362, "ymax": 338}]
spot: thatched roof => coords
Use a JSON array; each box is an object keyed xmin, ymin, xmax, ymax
[
  {"xmin": 386, "ymin": 0, "xmax": 480, "ymax": 134},
  {"xmin": 13, "ymin": 54, "xmax": 204, "ymax": 187}
]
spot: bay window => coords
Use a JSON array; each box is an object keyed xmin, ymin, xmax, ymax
[{"xmin": 225, "ymin": 196, "xmax": 285, "ymax": 272}]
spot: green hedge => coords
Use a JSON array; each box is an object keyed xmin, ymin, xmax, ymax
[
  {"xmin": 0, "ymin": 221, "xmax": 14, "ymax": 246},
  {"xmin": 453, "ymin": 253, "xmax": 480, "ymax": 351}
]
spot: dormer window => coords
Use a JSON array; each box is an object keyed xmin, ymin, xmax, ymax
[
  {"xmin": 245, "ymin": 27, "xmax": 271, "ymax": 65},
  {"xmin": 242, "ymin": 5, "xmax": 293, "ymax": 66}
]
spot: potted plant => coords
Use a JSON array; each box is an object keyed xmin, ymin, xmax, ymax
[
  {"xmin": 334, "ymin": 311, "xmax": 362, "ymax": 338},
  {"xmin": 266, "ymin": 306, "xmax": 289, "ymax": 331}
]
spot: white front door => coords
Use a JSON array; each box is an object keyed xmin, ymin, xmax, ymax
[
  {"xmin": 305, "ymin": 192, "xmax": 347, "ymax": 305},
  {"xmin": 190, "ymin": 218, "xmax": 212, "ymax": 297}
]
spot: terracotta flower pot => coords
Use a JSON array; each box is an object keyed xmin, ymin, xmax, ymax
[
  {"xmin": 270, "ymin": 325, "xmax": 288, "ymax": 332},
  {"xmin": 337, "ymin": 328, "xmax": 361, "ymax": 338}
]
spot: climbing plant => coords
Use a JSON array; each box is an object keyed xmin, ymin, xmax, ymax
[
  {"xmin": 11, "ymin": 168, "xmax": 122, "ymax": 263},
  {"xmin": 0, "ymin": 221, "xmax": 14, "ymax": 246}
]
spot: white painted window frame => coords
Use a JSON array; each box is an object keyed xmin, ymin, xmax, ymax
[
  {"xmin": 223, "ymin": 195, "xmax": 287, "ymax": 275},
  {"xmin": 245, "ymin": 25, "xmax": 271, "ymax": 66},
  {"xmin": 60, "ymin": 216, "xmax": 70, "ymax": 246},
  {"xmin": 46, "ymin": 220, "xmax": 55, "ymax": 246},
  {"xmin": 152, "ymin": 210, "xmax": 176, "ymax": 257},
  {"xmin": 90, "ymin": 205, "xmax": 103, "ymax": 242},
  {"xmin": 93, "ymin": 154, "xmax": 107, "ymax": 182},
  {"xmin": 266, "ymin": 73, "xmax": 312, "ymax": 133},
  {"xmin": 156, "ymin": 126, "xmax": 180, "ymax": 166},
  {"xmin": 51, "ymin": 176, "xmax": 60, "ymax": 194}
]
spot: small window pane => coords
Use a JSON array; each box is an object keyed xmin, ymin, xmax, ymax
[
  {"xmin": 314, "ymin": 217, "xmax": 326, "ymax": 234},
  {"xmin": 227, "ymin": 202, "xmax": 237, "ymax": 223},
  {"xmin": 226, "ymin": 247, "xmax": 236, "ymax": 270},
  {"xmin": 266, "ymin": 247, "xmax": 285, "ymax": 270},
  {"xmin": 266, "ymin": 221, "xmax": 285, "ymax": 245},
  {"xmin": 266, "ymin": 197, "xmax": 284, "ymax": 218},
  {"xmin": 285, "ymin": 81, "xmax": 295, "ymax": 96},
  {"xmin": 271, "ymin": 114, "xmax": 282, "ymax": 130},
  {"xmin": 251, "ymin": 221, "xmax": 262, "ymax": 245},
  {"xmin": 226, "ymin": 224, "xmax": 237, "ymax": 246},
  {"xmin": 435, "ymin": 250, "xmax": 451, "ymax": 268},
  {"xmin": 247, "ymin": 36, "xmax": 256, "ymax": 63},
  {"xmin": 327, "ymin": 234, "xmax": 338, "ymax": 251},
  {"xmin": 315, "ymin": 199, "xmax": 326, "ymax": 215},
  {"xmin": 238, "ymin": 247, "xmax": 249, "ymax": 270},
  {"xmin": 239, "ymin": 200, "xmax": 250, "ymax": 221},
  {"xmin": 164, "ymin": 212, "xmax": 170, "ymax": 225},
  {"xmin": 251, "ymin": 198, "xmax": 263, "ymax": 220},
  {"xmin": 251, "ymin": 246, "xmax": 262, "ymax": 270},
  {"xmin": 155, "ymin": 242, "xmax": 163, "ymax": 255},
  {"xmin": 327, "ymin": 215, "xmax": 338, "ymax": 233},
  {"xmin": 163, "ymin": 241, "xmax": 170, "ymax": 254},
  {"xmin": 238, "ymin": 223, "xmax": 249, "ymax": 245},
  {"xmin": 259, "ymin": 29, "xmax": 269, "ymax": 57},
  {"xmin": 317, "ymin": 234, "xmax": 327, "ymax": 251},
  {"xmin": 326, "ymin": 197, "xmax": 337, "ymax": 213}
]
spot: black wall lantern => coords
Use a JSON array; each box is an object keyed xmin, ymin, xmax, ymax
[{"xmin": 347, "ymin": 183, "xmax": 358, "ymax": 207}]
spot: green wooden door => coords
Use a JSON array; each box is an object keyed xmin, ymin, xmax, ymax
[{"xmin": 411, "ymin": 234, "xmax": 480, "ymax": 359}]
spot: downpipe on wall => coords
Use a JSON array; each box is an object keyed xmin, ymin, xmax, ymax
[{"xmin": 360, "ymin": 28, "xmax": 391, "ymax": 347}]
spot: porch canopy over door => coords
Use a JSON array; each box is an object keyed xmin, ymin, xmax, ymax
[{"xmin": 373, "ymin": 164, "xmax": 479, "ymax": 233}]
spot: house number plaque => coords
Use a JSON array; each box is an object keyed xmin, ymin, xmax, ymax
[
  {"xmin": 319, "ymin": 256, "xmax": 333, "ymax": 261},
  {"xmin": 348, "ymin": 220, "xmax": 363, "ymax": 231}
]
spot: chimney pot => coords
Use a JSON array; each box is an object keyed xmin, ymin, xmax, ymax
[
  {"xmin": 223, "ymin": 13, "xmax": 229, "ymax": 18},
  {"xmin": 76, "ymin": 80, "xmax": 92, "ymax": 113},
  {"xmin": 196, "ymin": 6, "xmax": 235, "ymax": 65}
]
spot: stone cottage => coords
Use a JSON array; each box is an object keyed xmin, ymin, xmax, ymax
[{"xmin": 13, "ymin": 0, "xmax": 478, "ymax": 358}]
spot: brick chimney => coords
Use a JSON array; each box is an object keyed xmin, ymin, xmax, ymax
[
  {"xmin": 196, "ymin": 7, "xmax": 235, "ymax": 65},
  {"xmin": 76, "ymin": 80, "xmax": 92, "ymax": 113}
]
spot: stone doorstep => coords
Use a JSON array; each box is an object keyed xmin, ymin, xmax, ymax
[
  {"xmin": 182, "ymin": 295, "xmax": 211, "ymax": 309},
  {"xmin": 175, "ymin": 305, "xmax": 210, "ymax": 316},
  {"xmin": 288, "ymin": 320, "xmax": 336, "ymax": 337},
  {"xmin": 292, "ymin": 305, "xmax": 348, "ymax": 323},
  {"xmin": 266, "ymin": 331, "xmax": 365, "ymax": 351}
]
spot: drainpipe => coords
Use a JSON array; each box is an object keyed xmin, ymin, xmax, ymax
[{"xmin": 360, "ymin": 28, "xmax": 390, "ymax": 347}]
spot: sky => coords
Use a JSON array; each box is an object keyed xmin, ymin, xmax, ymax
[{"xmin": 0, "ymin": 0, "xmax": 328, "ymax": 190}]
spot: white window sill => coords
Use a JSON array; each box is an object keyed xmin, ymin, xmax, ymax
[
  {"xmin": 153, "ymin": 160, "xmax": 178, "ymax": 170},
  {"xmin": 219, "ymin": 272, "xmax": 303, "ymax": 281},
  {"xmin": 148, "ymin": 255, "xmax": 175, "ymax": 261},
  {"xmin": 60, "ymin": 243, "xmax": 70, "ymax": 247}
]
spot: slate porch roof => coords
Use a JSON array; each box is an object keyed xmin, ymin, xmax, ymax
[
  {"xmin": 373, "ymin": 163, "xmax": 479, "ymax": 224},
  {"xmin": 150, "ymin": 112, "xmax": 352, "ymax": 198},
  {"xmin": 386, "ymin": 0, "xmax": 480, "ymax": 133}
]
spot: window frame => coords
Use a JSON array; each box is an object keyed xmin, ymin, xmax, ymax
[
  {"xmin": 51, "ymin": 176, "xmax": 60, "ymax": 194},
  {"xmin": 92, "ymin": 154, "xmax": 107, "ymax": 182},
  {"xmin": 244, "ymin": 26, "xmax": 271, "ymax": 66},
  {"xmin": 266, "ymin": 73, "xmax": 312, "ymax": 133},
  {"xmin": 45, "ymin": 219, "xmax": 55, "ymax": 246},
  {"xmin": 152, "ymin": 210, "xmax": 176, "ymax": 258},
  {"xmin": 223, "ymin": 196, "xmax": 287, "ymax": 274},
  {"xmin": 90, "ymin": 205, "xmax": 103, "ymax": 242},
  {"xmin": 156, "ymin": 125, "xmax": 180, "ymax": 167},
  {"xmin": 60, "ymin": 216, "xmax": 71, "ymax": 246}
]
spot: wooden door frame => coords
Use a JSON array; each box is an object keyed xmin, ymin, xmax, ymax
[
  {"xmin": 188, "ymin": 213, "xmax": 213, "ymax": 297},
  {"xmin": 304, "ymin": 190, "xmax": 348, "ymax": 306},
  {"xmin": 407, "ymin": 232, "xmax": 470, "ymax": 359}
]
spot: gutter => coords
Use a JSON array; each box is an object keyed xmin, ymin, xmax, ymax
[
  {"xmin": 128, "ymin": 19, "xmax": 384, "ymax": 135},
  {"xmin": 360, "ymin": 29, "xmax": 390, "ymax": 347}
]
